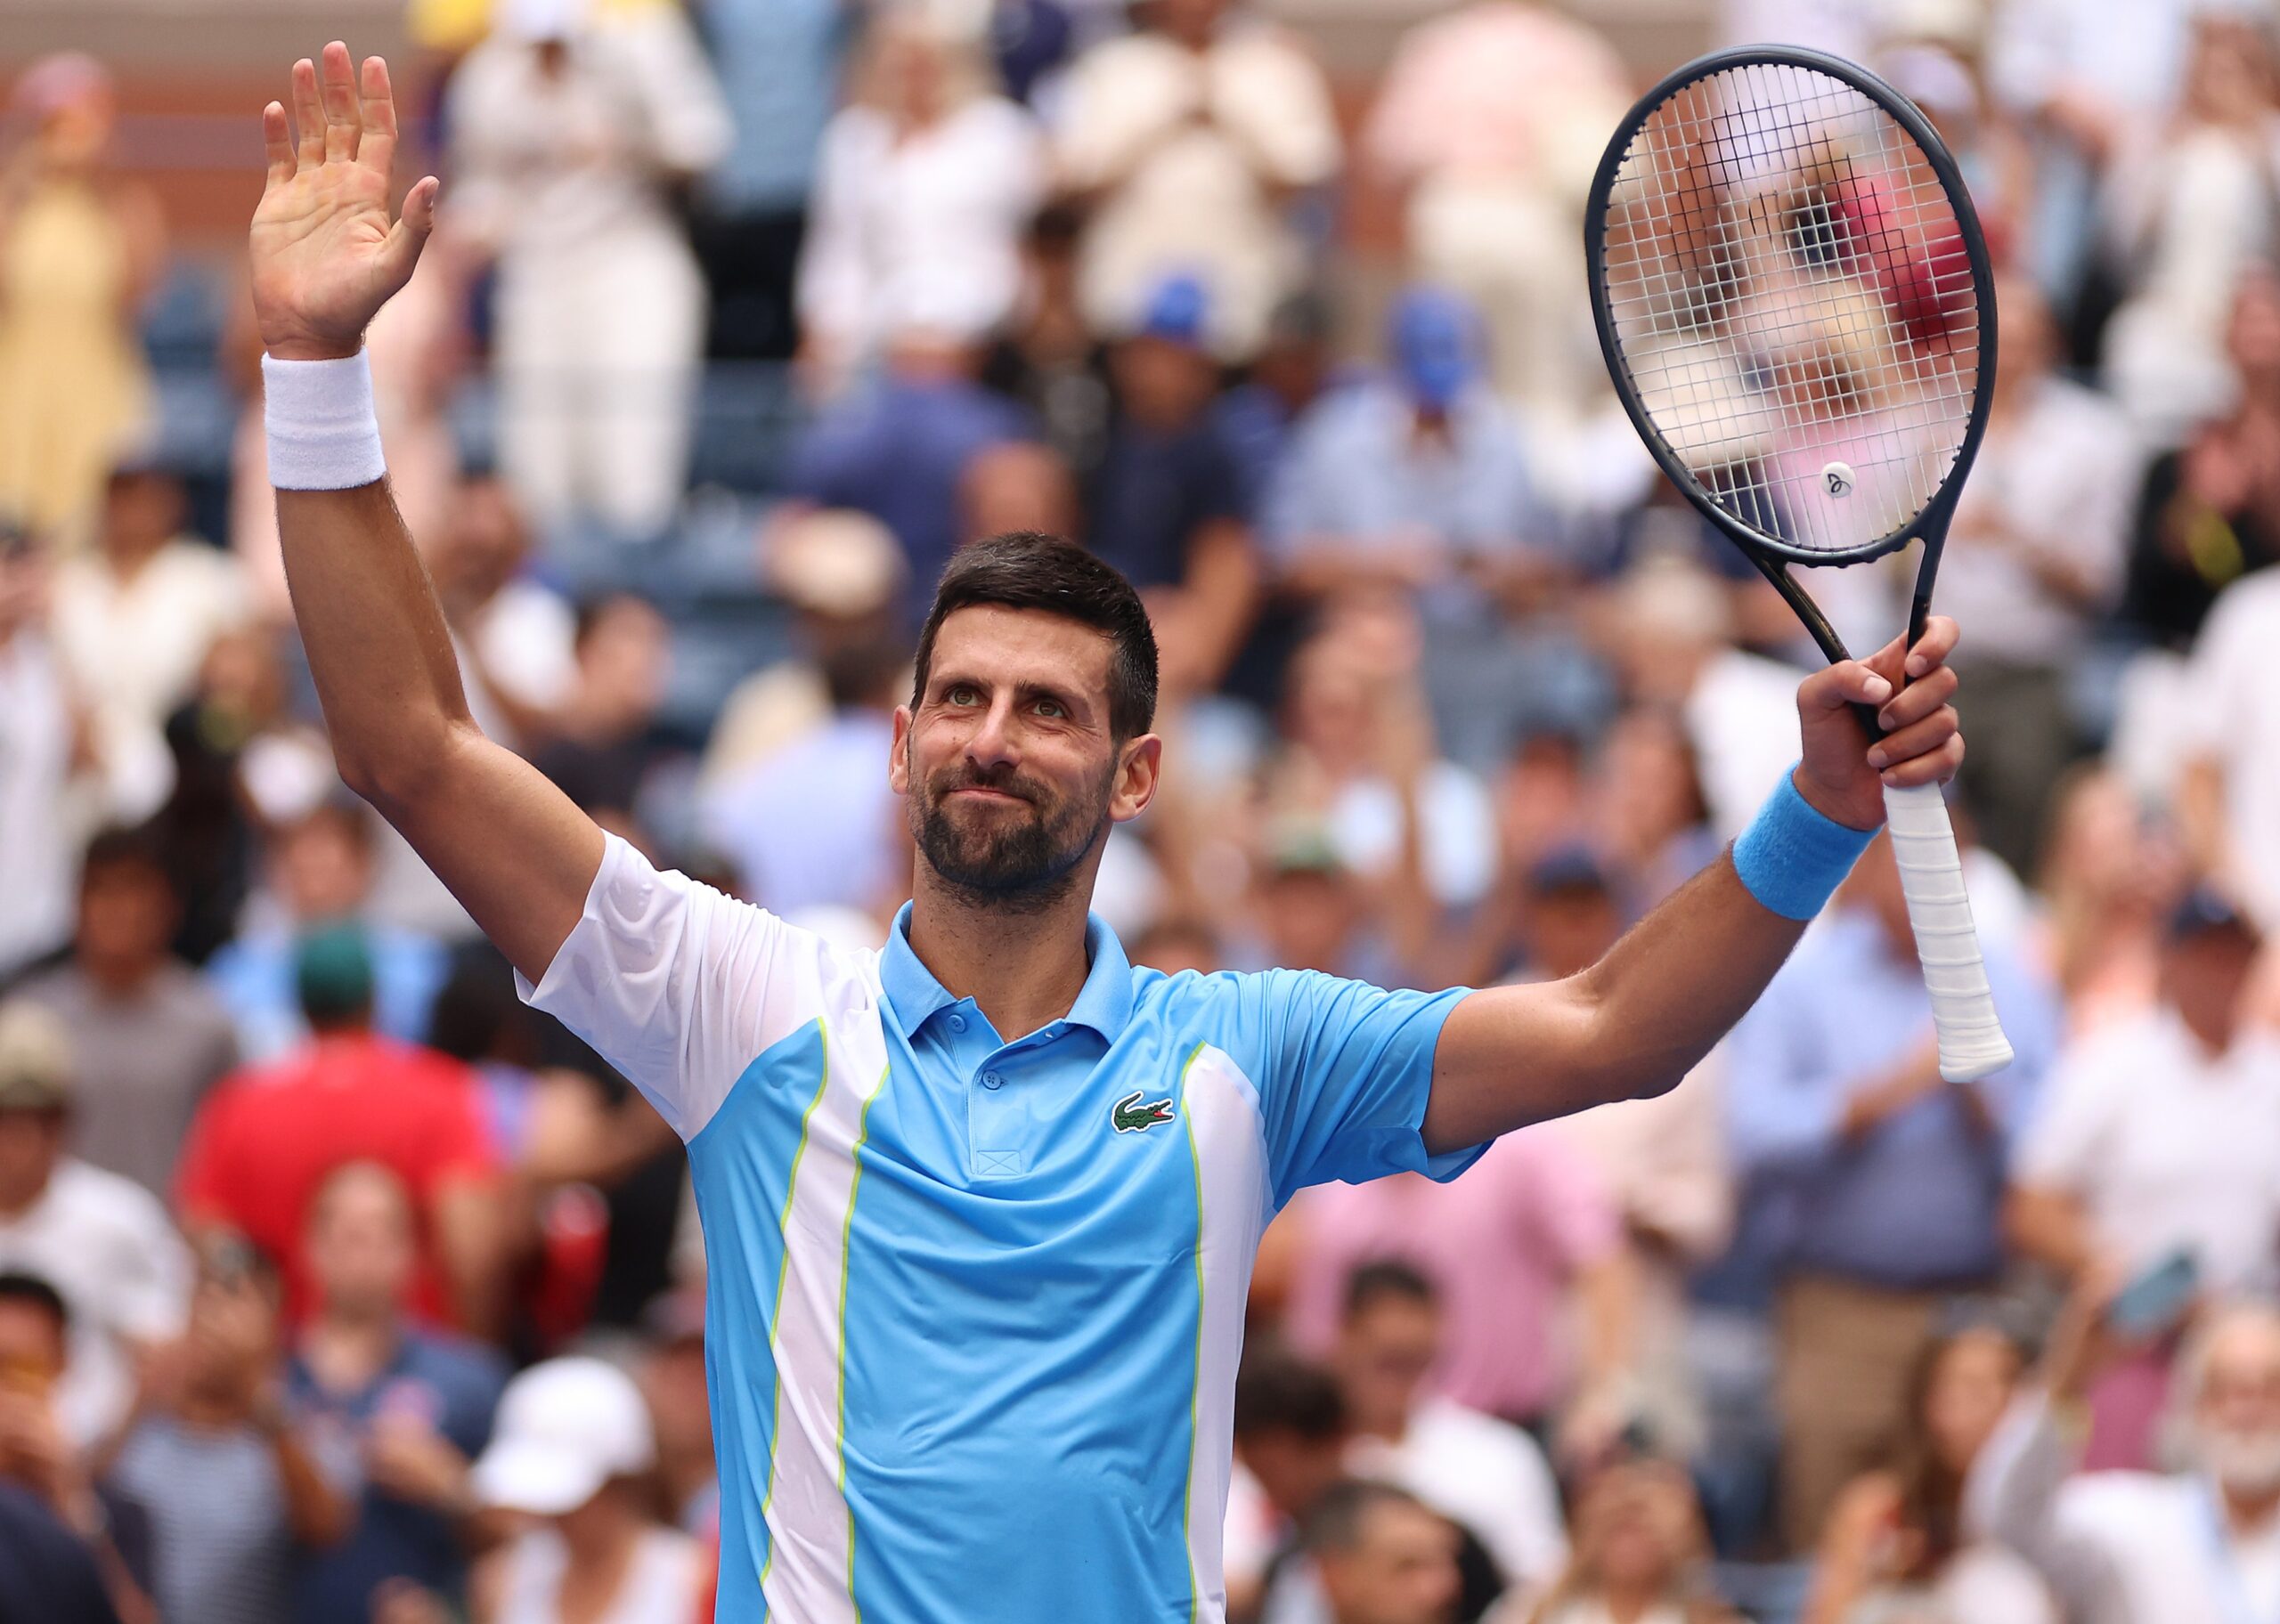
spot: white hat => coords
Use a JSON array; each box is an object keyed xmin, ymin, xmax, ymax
[{"xmin": 471, "ymin": 1357, "xmax": 655, "ymax": 1516}]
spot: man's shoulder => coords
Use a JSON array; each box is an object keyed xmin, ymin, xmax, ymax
[
  {"xmin": 1410, "ymin": 1396, "xmax": 1552, "ymax": 1476},
  {"xmin": 46, "ymin": 1158, "xmax": 175, "ymax": 1238}
]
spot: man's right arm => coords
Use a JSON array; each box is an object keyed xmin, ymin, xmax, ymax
[{"xmin": 253, "ymin": 44, "xmax": 600, "ymax": 985}]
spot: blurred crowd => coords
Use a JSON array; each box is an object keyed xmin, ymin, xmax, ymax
[{"xmin": 2, "ymin": 0, "xmax": 2280, "ymax": 1620}]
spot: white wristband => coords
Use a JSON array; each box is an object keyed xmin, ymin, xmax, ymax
[{"xmin": 263, "ymin": 352, "xmax": 387, "ymax": 491}]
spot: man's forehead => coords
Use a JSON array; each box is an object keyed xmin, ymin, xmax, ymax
[{"xmin": 928, "ymin": 605, "xmax": 1115, "ymax": 689}]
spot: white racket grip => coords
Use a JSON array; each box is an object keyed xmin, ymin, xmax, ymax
[{"xmin": 1882, "ymin": 780, "xmax": 2014, "ymax": 1082}]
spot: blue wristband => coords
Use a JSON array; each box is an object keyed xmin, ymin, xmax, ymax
[{"xmin": 1730, "ymin": 767, "xmax": 1877, "ymax": 921}]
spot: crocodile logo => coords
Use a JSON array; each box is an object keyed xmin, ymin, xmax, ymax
[{"xmin": 1111, "ymin": 1090, "xmax": 1177, "ymax": 1133}]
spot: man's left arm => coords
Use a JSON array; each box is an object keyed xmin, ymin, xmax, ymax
[{"xmin": 1423, "ymin": 618, "xmax": 1965, "ymax": 1155}]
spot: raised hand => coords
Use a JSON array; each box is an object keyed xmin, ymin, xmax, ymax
[{"xmin": 251, "ymin": 43, "xmax": 436, "ymax": 361}]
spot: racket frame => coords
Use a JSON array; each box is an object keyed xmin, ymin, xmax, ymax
[{"xmin": 1583, "ymin": 41, "xmax": 1999, "ymax": 667}]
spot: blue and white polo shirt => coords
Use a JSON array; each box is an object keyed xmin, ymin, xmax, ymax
[{"xmin": 522, "ymin": 834, "xmax": 1485, "ymax": 1623}]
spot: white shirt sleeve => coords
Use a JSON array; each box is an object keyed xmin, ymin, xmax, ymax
[{"xmin": 517, "ymin": 833, "xmax": 843, "ymax": 1140}]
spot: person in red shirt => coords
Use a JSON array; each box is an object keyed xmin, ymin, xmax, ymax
[{"xmin": 176, "ymin": 927, "xmax": 502, "ymax": 1337}]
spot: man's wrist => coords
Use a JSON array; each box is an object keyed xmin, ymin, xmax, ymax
[
  {"xmin": 1732, "ymin": 767, "xmax": 1878, "ymax": 921},
  {"xmin": 265, "ymin": 337, "xmax": 362, "ymax": 363}
]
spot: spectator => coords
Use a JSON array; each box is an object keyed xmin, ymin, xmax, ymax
[
  {"xmin": 2098, "ymin": 15, "xmax": 2280, "ymax": 439},
  {"xmin": 2121, "ymin": 270, "xmax": 2280, "ymax": 654},
  {"xmin": 287, "ymin": 1162, "xmax": 507, "ymax": 1624},
  {"xmin": 1804, "ymin": 1322, "xmax": 2057, "ymax": 1624},
  {"xmin": 420, "ymin": 474, "xmax": 577, "ymax": 752},
  {"xmin": 176, "ymin": 927, "xmax": 502, "ymax": 1336},
  {"xmin": 528, "ymin": 593, "xmax": 674, "ymax": 841},
  {"xmin": 0, "ymin": 1272, "xmax": 152, "ymax": 1620},
  {"xmin": 2031, "ymin": 766, "xmax": 2183, "ymax": 1037},
  {"xmin": 50, "ymin": 458, "xmax": 249, "ymax": 800},
  {"xmin": 1287, "ymin": 1108, "xmax": 1633, "ymax": 1453},
  {"xmin": 690, "ymin": 0, "xmax": 846, "ymax": 360},
  {"xmin": 699, "ymin": 617, "xmax": 902, "ymax": 917},
  {"xmin": 2178, "ymin": 549, "xmax": 2280, "ymax": 933},
  {"xmin": 1724, "ymin": 832, "xmax": 2058, "ymax": 1552},
  {"xmin": 0, "ymin": 53, "xmax": 162, "ymax": 540},
  {"xmin": 0, "ymin": 1000, "xmax": 190, "ymax": 1448},
  {"xmin": 0, "ymin": 1477, "xmax": 131, "ymax": 1624},
  {"xmin": 1054, "ymin": 0, "xmax": 1340, "ymax": 361},
  {"xmin": 16, "ymin": 826, "xmax": 238, "ymax": 1198},
  {"xmin": 783, "ymin": 331, "xmax": 1036, "ymax": 619},
  {"xmin": 981, "ymin": 201, "xmax": 1114, "ymax": 477},
  {"xmin": 205, "ymin": 801, "xmax": 452, "ymax": 1064},
  {"xmin": 1969, "ymin": 1292, "xmax": 2280, "ymax": 1624},
  {"xmin": 0, "ymin": 533, "xmax": 82, "ymax": 980},
  {"xmin": 1585, "ymin": 705, "xmax": 1721, "ymax": 916},
  {"xmin": 1514, "ymin": 1460, "xmax": 1733, "ymax": 1624},
  {"xmin": 1087, "ymin": 273, "xmax": 1261, "ymax": 697},
  {"xmin": 1213, "ymin": 289, "xmax": 1336, "ymax": 515},
  {"xmin": 107, "ymin": 1238, "xmax": 353, "ymax": 1624},
  {"xmin": 1939, "ymin": 275, "xmax": 2140, "ymax": 875},
  {"xmin": 466, "ymin": 1357, "xmax": 707, "ymax": 1624},
  {"xmin": 1228, "ymin": 1344, "xmax": 1349, "ymax": 1622},
  {"xmin": 2007, "ymin": 891, "xmax": 2280, "ymax": 1467},
  {"xmin": 638, "ymin": 1290, "xmax": 713, "ymax": 1536},
  {"xmin": 444, "ymin": 0, "xmax": 732, "ymax": 536},
  {"xmin": 795, "ymin": 11, "xmax": 1046, "ymax": 395},
  {"xmin": 1331, "ymin": 1263, "xmax": 1568, "ymax": 1604},
  {"xmin": 1305, "ymin": 1479, "xmax": 1464, "ymax": 1624},
  {"xmin": 1361, "ymin": 4, "xmax": 1633, "ymax": 429},
  {"xmin": 1266, "ymin": 288, "xmax": 1586, "ymax": 769}
]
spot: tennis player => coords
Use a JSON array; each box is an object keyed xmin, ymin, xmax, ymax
[{"xmin": 252, "ymin": 45, "xmax": 1970, "ymax": 1623}]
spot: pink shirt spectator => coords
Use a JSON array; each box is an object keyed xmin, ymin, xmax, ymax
[{"xmin": 1284, "ymin": 1127, "xmax": 1620, "ymax": 1423}]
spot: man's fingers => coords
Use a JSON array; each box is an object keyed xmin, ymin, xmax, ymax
[
  {"xmin": 380, "ymin": 175, "xmax": 440, "ymax": 288},
  {"xmin": 358, "ymin": 55, "xmax": 398, "ymax": 178},
  {"xmin": 1871, "ymin": 723, "xmax": 1964, "ymax": 787},
  {"xmin": 290, "ymin": 58, "xmax": 326, "ymax": 167},
  {"xmin": 320, "ymin": 40, "xmax": 362, "ymax": 164},
  {"xmin": 1801, "ymin": 659, "xmax": 1893, "ymax": 713},
  {"xmin": 1905, "ymin": 614, "xmax": 1961, "ymax": 679},
  {"xmin": 262, "ymin": 102, "xmax": 296, "ymax": 190},
  {"xmin": 1876, "ymin": 662, "xmax": 1958, "ymax": 732}
]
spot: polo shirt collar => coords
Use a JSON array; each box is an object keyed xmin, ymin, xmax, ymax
[{"xmin": 880, "ymin": 902, "xmax": 1135, "ymax": 1044}]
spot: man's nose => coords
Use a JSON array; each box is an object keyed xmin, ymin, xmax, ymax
[{"xmin": 965, "ymin": 694, "xmax": 1022, "ymax": 769}]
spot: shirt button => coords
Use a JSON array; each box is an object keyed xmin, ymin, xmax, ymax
[
  {"xmin": 948, "ymin": 1014, "xmax": 967, "ymax": 1034},
  {"xmin": 982, "ymin": 1071, "xmax": 1005, "ymax": 1091}
]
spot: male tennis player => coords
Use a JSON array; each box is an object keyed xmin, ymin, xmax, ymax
[{"xmin": 252, "ymin": 46, "xmax": 1970, "ymax": 1623}]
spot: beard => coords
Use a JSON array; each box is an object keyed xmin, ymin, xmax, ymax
[
  {"xmin": 910, "ymin": 752, "xmax": 1113, "ymax": 913},
  {"xmin": 2198, "ymin": 1426, "xmax": 2280, "ymax": 1497}
]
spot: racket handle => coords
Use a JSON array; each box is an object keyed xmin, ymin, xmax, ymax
[{"xmin": 1881, "ymin": 780, "xmax": 2015, "ymax": 1083}]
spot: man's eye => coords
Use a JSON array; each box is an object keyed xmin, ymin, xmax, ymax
[
  {"xmin": 945, "ymin": 684, "xmax": 980, "ymax": 706},
  {"xmin": 1035, "ymin": 699, "xmax": 1066, "ymax": 719}
]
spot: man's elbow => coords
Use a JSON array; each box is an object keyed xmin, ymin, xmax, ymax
[{"xmin": 338, "ymin": 719, "xmax": 482, "ymax": 820}]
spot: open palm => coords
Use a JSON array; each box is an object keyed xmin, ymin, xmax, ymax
[{"xmin": 250, "ymin": 43, "xmax": 436, "ymax": 361}]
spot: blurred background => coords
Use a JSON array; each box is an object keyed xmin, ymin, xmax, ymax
[{"xmin": 0, "ymin": 0, "xmax": 2276, "ymax": 1621}]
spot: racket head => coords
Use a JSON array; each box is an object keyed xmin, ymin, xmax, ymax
[{"xmin": 1585, "ymin": 45, "xmax": 1997, "ymax": 569}]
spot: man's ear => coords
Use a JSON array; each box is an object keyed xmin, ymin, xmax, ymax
[
  {"xmin": 1109, "ymin": 734, "xmax": 1163, "ymax": 824},
  {"xmin": 888, "ymin": 706, "xmax": 913, "ymax": 795}
]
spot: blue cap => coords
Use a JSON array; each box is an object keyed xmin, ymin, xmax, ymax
[
  {"xmin": 1388, "ymin": 287, "xmax": 1482, "ymax": 410},
  {"xmin": 1137, "ymin": 272, "xmax": 1210, "ymax": 346},
  {"xmin": 2169, "ymin": 886, "xmax": 2256, "ymax": 943}
]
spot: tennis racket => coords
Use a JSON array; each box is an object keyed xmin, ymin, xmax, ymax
[{"xmin": 1584, "ymin": 45, "xmax": 2013, "ymax": 1082}]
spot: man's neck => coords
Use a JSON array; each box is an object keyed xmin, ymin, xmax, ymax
[
  {"xmin": 1601, "ymin": 1583, "xmax": 1660, "ymax": 1624},
  {"xmin": 79, "ymin": 949, "xmax": 161, "ymax": 998},
  {"xmin": 905, "ymin": 868, "xmax": 1097, "ymax": 1042},
  {"xmin": 301, "ymin": 1308, "xmax": 401, "ymax": 1393}
]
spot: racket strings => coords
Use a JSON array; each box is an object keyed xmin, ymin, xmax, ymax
[{"xmin": 1597, "ymin": 61, "xmax": 1981, "ymax": 556}]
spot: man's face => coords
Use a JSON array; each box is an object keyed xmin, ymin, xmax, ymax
[
  {"xmin": 77, "ymin": 863, "xmax": 175, "ymax": 968},
  {"xmin": 2164, "ymin": 927, "xmax": 2258, "ymax": 1052},
  {"xmin": 891, "ymin": 606, "xmax": 1157, "ymax": 906},
  {"xmin": 305, "ymin": 1166, "xmax": 416, "ymax": 1319},
  {"xmin": 2195, "ymin": 1312, "xmax": 2280, "ymax": 1496},
  {"xmin": 278, "ymin": 816, "xmax": 371, "ymax": 923},
  {"xmin": 0, "ymin": 1299, "xmax": 63, "ymax": 1401},
  {"xmin": 0, "ymin": 1113, "xmax": 63, "ymax": 1210},
  {"xmin": 1336, "ymin": 1296, "xmax": 1440, "ymax": 1437},
  {"xmin": 1319, "ymin": 1498, "xmax": 1461, "ymax": 1624}
]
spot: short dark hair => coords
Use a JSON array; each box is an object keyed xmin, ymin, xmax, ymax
[
  {"xmin": 911, "ymin": 532, "xmax": 1158, "ymax": 743},
  {"xmin": 1304, "ymin": 1479, "xmax": 1432, "ymax": 1555},
  {"xmin": 1343, "ymin": 1258, "xmax": 1438, "ymax": 1324},
  {"xmin": 0, "ymin": 1271, "xmax": 68, "ymax": 1336},
  {"xmin": 79, "ymin": 824, "xmax": 173, "ymax": 893},
  {"xmin": 1234, "ymin": 1344, "xmax": 1347, "ymax": 1441}
]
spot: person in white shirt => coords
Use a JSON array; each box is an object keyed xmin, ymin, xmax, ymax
[
  {"xmin": 1966, "ymin": 1292, "xmax": 2280, "ymax": 1624},
  {"xmin": 2007, "ymin": 891, "xmax": 2280, "ymax": 1466},
  {"xmin": 1334, "ymin": 1261, "xmax": 1568, "ymax": 1606},
  {"xmin": 795, "ymin": 12, "xmax": 1046, "ymax": 396},
  {"xmin": 0, "ymin": 1000, "xmax": 191, "ymax": 1447},
  {"xmin": 444, "ymin": 0, "xmax": 731, "ymax": 537},
  {"xmin": 2179, "ymin": 564, "xmax": 2280, "ymax": 937},
  {"xmin": 1936, "ymin": 276, "xmax": 2139, "ymax": 874},
  {"xmin": 1054, "ymin": 0, "xmax": 1340, "ymax": 361}
]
